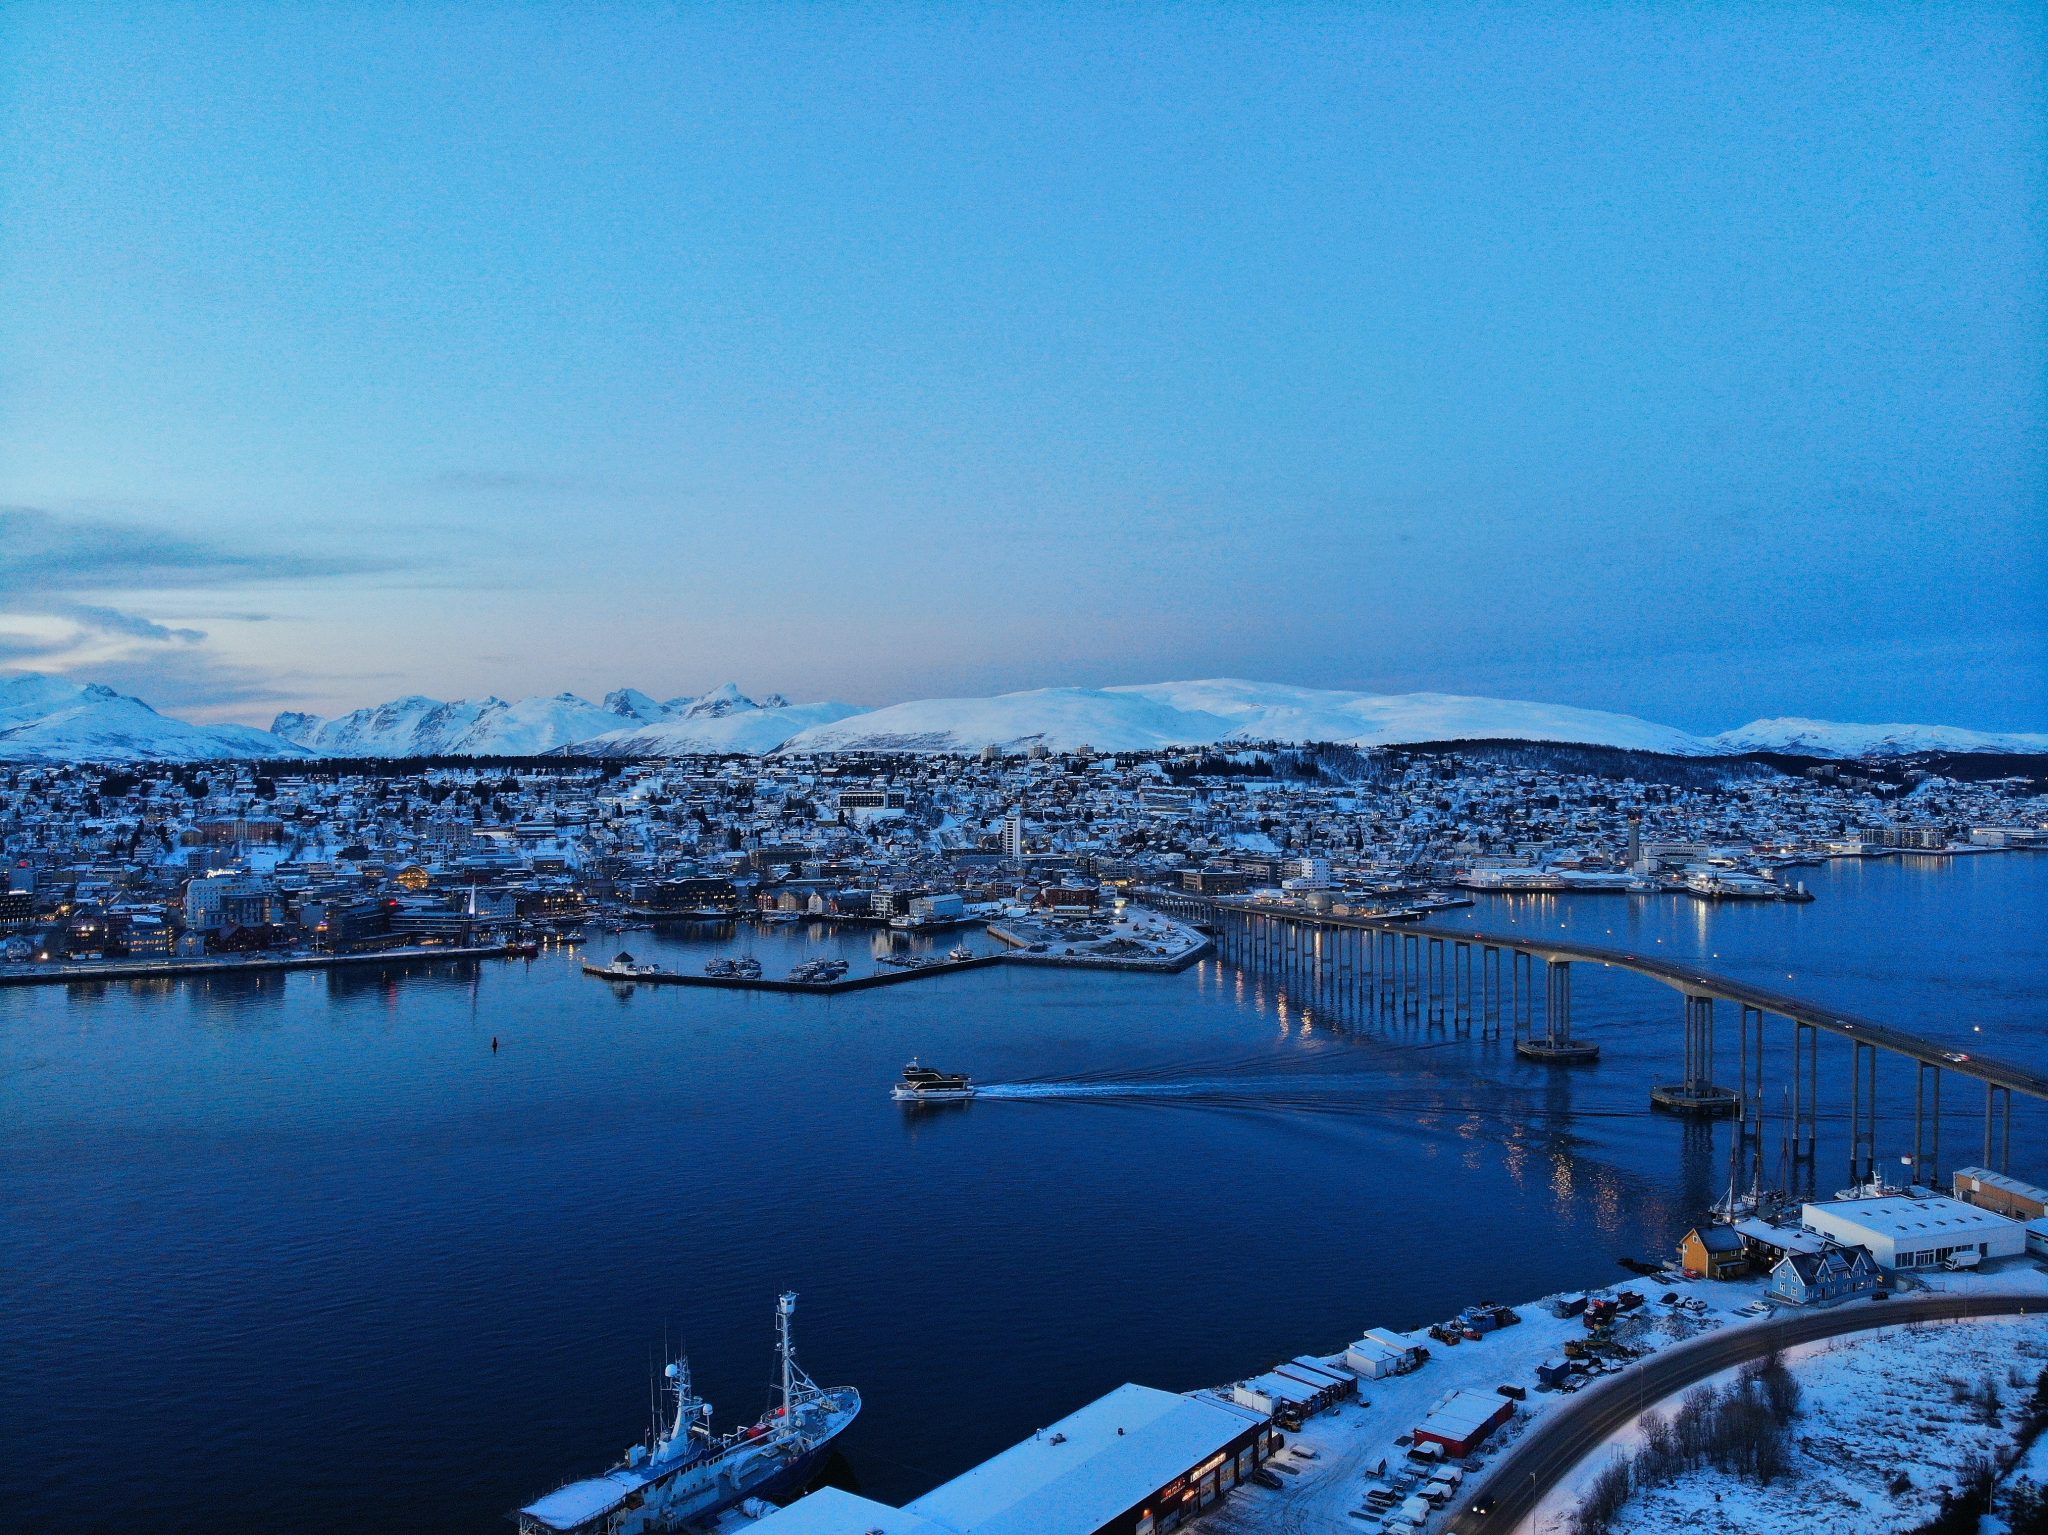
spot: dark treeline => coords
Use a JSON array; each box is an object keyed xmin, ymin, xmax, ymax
[{"xmin": 1574, "ymin": 1353, "xmax": 1803, "ymax": 1535}]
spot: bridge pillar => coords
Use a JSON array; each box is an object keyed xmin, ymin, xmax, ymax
[
  {"xmin": 1511, "ymin": 950, "xmax": 1533, "ymax": 1041},
  {"xmin": 1791, "ymin": 1020, "xmax": 1819, "ymax": 1160},
  {"xmin": 1985, "ymin": 1084, "xmax": 2013, "ymax": 1174},
  {"xmin": 1652, "ymin": 993, "xmax": 1738, "ymax": 1116},
  {"xmin": 1453, "ymin": 940, "xmax": 1472, "ymax": 1034},
  {"xmin": 1847, "ymin": 1040, "xmax": 1879, "ymax": 1187},
  {"xmin": 1517, "ymin": 959, "xmax": 1599, "ymax": 1063},
  {"xmin": 1482, "ymin": 945, "xmax": 1502, "ymax": 1040}
]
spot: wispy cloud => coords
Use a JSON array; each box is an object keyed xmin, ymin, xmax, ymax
[
  {"xmin": 0, "ymin": 506, "xmax": 411, "ymax": 718},
  {"xmin": 0, "ymin": 505, "xmax": 397, "ymax": 594},
  {"xmin": 53, "ymin": 602, "xmax": 206, "ymax": 644}
]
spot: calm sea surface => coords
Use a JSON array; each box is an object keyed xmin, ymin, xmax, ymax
[{"xmin": 4, "ymin": 853, "xmax": 2043, "ymax": 1533}]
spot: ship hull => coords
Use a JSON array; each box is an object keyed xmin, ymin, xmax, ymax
[{"xmin": 647, "ymin": 1390, "xmax": 859, "ymax": 1533}]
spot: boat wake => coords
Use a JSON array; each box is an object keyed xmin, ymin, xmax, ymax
[{"xmin": 973, "ymin": 1075, "xmax": 1378, "ymax": 1101}]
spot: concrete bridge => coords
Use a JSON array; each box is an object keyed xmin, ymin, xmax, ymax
[{"xmin": 1139, "ymin": 889, "xmax": 2035, "ymax": 1183}]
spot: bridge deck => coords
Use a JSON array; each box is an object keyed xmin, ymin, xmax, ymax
[{"xmin": 1159, "ymin": 893, "xmax": 2048, "ymax": 1103}]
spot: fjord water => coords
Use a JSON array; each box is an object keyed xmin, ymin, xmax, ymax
[{"xmin": 4, "ymin": 855, "xmax": 2043, "ymax": 1534}]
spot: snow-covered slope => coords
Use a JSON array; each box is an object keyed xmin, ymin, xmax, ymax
[
  {"xmin": 24, "ymin": 670, "xmax": 2040, "ymax": 763},
  {"xmin": 1113, "ymin": 680, "xmax": 1711, "ymax": 754},
  {"xmin": 277, "ymin": 683, "xmax": 852, "ymax": 757},
  {"xmin": 273, "ymin": 695, "xmax": 488, "ymax": 755},
  {"xmin": 1711, "ymin": 717, "xmax": 2048, "ymax": 758},
  {"xmin": 0, "ymin": 675, "xmax": 308, "ymax": 762},
  {"xmin": 776, "ymin": 679, "xmax": 1713, "ymax": 756},
  {"xmin": 574, "ymin": 699, "xmax": 866, "ymax": 757},
  {"xmin": 277, "ymin": 692, "xmax": 632, "ymax": 755}
]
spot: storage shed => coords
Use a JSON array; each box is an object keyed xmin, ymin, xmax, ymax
[
  {"xmin": 1229, "ymin": 1373, "xmax": 1316, "ymax": 1418},
  {"xmin": 1345, "ymin": 1340, "xmax": 1399, "ymax": 1379},
  {"xmin": 1412, "ymin": 1389, "xmax": 1515, "ymax": 1458},
  {"xmin": 1359, "ymin": 1328, "xmax": 1423, "ymax": 1370}
]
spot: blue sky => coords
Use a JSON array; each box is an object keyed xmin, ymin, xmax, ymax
[{"xmin": 2, "ymin": 3, "xmax": 2042, "ymax": 730}]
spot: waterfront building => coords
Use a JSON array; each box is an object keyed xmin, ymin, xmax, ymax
[
  {"xmin": 1677, "ymin": 1223, "xmax": 1749, "ymax": 1280},
  {"xmin": 1952, "ymin": 1167, "xmax": 2048, "ymax": 1222},
  {"xmin": 1766, "ymin": 1244, "xmax": 1881, "ymax": 1306},
  {"xmin": 1801, "ymin": 1195, "xmax": 2025, "ymax": 1270},
  {"xmin": 900, "ymin": 1382, "xmax": 1274, "ymax": 1535}
]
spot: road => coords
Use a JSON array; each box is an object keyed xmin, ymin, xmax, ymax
[{"xmin": 1445, "ymin": 1291, "xmax": 2046, "ymax": 1535}]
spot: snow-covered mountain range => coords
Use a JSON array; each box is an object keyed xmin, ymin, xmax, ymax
[
  {"xmin": 0, "ymin": 676, "xmax": 309, "ymax": 762},
  {"xmin": 270, "ymin": 684, "xmax": 836, "ymax": 757},
  {"xmin": 1, "ymin": 672, "xmax": 2042, "ymax": 762}
]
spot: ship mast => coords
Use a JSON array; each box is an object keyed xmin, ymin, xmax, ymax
[{"xmin": 778, "ymin": 1291, "xmax": 797, "ymax": 1419}]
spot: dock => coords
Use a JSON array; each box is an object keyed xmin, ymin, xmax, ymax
[
  {"xmin": 0, "ymin": 944, "xmax": 510, "ymax": 988},
  {"xmin": 582, "ymin": 953, "xmax": 1009, "ymax": 995}
]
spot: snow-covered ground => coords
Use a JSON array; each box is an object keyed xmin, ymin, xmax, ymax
[
  {"xmin": 1523, "ymin": 1312, "xmax": 2048, "ymax": 1535},
  {"xmin": 1200, "ymin": 1264, "xmax": 2048, "ymax": 1535},
  {"xmin": 989, "ymin": 906, "xmax": 1209, "ymax": 967}
]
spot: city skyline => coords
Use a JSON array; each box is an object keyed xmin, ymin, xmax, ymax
[{"xmin": 3, "ymin": 4, "xmax": 2043, "ymax": 732}]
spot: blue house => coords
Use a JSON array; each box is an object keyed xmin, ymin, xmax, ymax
[{"xmin": 1768, "ymin": 1243, "xmax": 1881, "ymax": 1306}]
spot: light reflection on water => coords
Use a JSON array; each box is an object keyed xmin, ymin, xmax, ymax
[{"xmin": 1, "ymin": 854, "xmax": 2040, "ymax": 1535}]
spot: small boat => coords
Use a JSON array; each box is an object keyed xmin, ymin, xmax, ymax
[
  {"xmin": 504, "ymin": 937, "xmax": 541, "ymax": 959},
  {"xmin": 946, "ymin": 944, "xmax": 975, "ymax": 962},
  {"xmin": 733, "ymin": 957, "xmax": 763, "ymax": 980},
  {"xmin": 586, "ymin": 951, "xmax": 669, "ymax": 980},
  {"xmin": 891, "ymin": 1058, "xmax": 975, "ymax": 1102}
]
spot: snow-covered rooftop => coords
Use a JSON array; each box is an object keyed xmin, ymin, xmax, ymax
[
  {"xmin": 739, "ymin": 1487, "xmax": 950, "ymax": 1534},
  {"xmin": 1804, "ymin": 1195, "xmax": 2020, "ymax": 1243},
  {"xmin": 904, "ymin": 1382, "xmax": 1263, "ymax": 1535}
]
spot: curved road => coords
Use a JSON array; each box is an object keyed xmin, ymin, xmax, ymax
[{"xmin": 1445, "ymin": 1291, "xmax": 2046, "ymax": 1535}]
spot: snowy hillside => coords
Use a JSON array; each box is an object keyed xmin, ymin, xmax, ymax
[
  {"xmin": 276, "ymin": 683, "xmax": 848, "ymax": 757},
  {"xmin": 0, "ymin": 675, "xmax": 307, "ymax": 762},
  {"xmin": 277, "ymin": 691, "xmax": 641, "ymax": 755},
  {"xmin": 14, "ymin": 669, "xmax": 2042, "ymax": 762},
  {"xmin": 1711, "ymin": 717, "xmax": 2048, "ymax": 758},
  {"xmin": 776, "ymin": 679, "xmax": 1713, "ymax": 756},
  {"xmin": 1116, "ymin": 680, "xmax": 1712, "ymax": 754},
  {"xmin": 573, "ymin": 700, "xmax": 865, "ymax": 757}
]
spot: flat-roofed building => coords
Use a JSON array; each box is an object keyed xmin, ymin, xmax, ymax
[
  {"xmin": 1953, "ymin": 1167, "xmax": 2048, "ymax": 1222},
  {"xmin": 741, "ymin": 1488, "xmax": 949, "ymax": 1535},
  {"xmin": 1802, "ymin": 1195, "xmax": 2025, "ymax": 1270},
  {"xmin": 903, "ymin": 1382, "xmax": 1273, "ymax": 1535}
]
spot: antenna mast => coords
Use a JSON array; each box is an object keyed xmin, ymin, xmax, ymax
[{"xmin": 778, "ymin": 1291, "xmax": 797, "ymax": 1420}]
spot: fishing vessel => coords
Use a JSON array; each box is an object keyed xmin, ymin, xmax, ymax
[
  {"xmin": 891, "ymin": 1058, "xmax": 975, "ymax": 1102},
  {"xmin": 516, "ymin": 1292, "xmax": 859, "ymax": 1535}
]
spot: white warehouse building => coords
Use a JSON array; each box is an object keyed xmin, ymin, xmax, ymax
[{"xmin": 1802, "ymin": 1195, "xmax": 2026, "ymax": 1270}]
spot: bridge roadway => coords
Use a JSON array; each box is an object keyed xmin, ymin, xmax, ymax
[
  {"xmin": 1163, "ymin": 893, "xmax": 2048, "ymax": 1106},
  {"xmin": 1445, "ymin": 1290, "xmax": 2047, "ymax": 1535}
]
